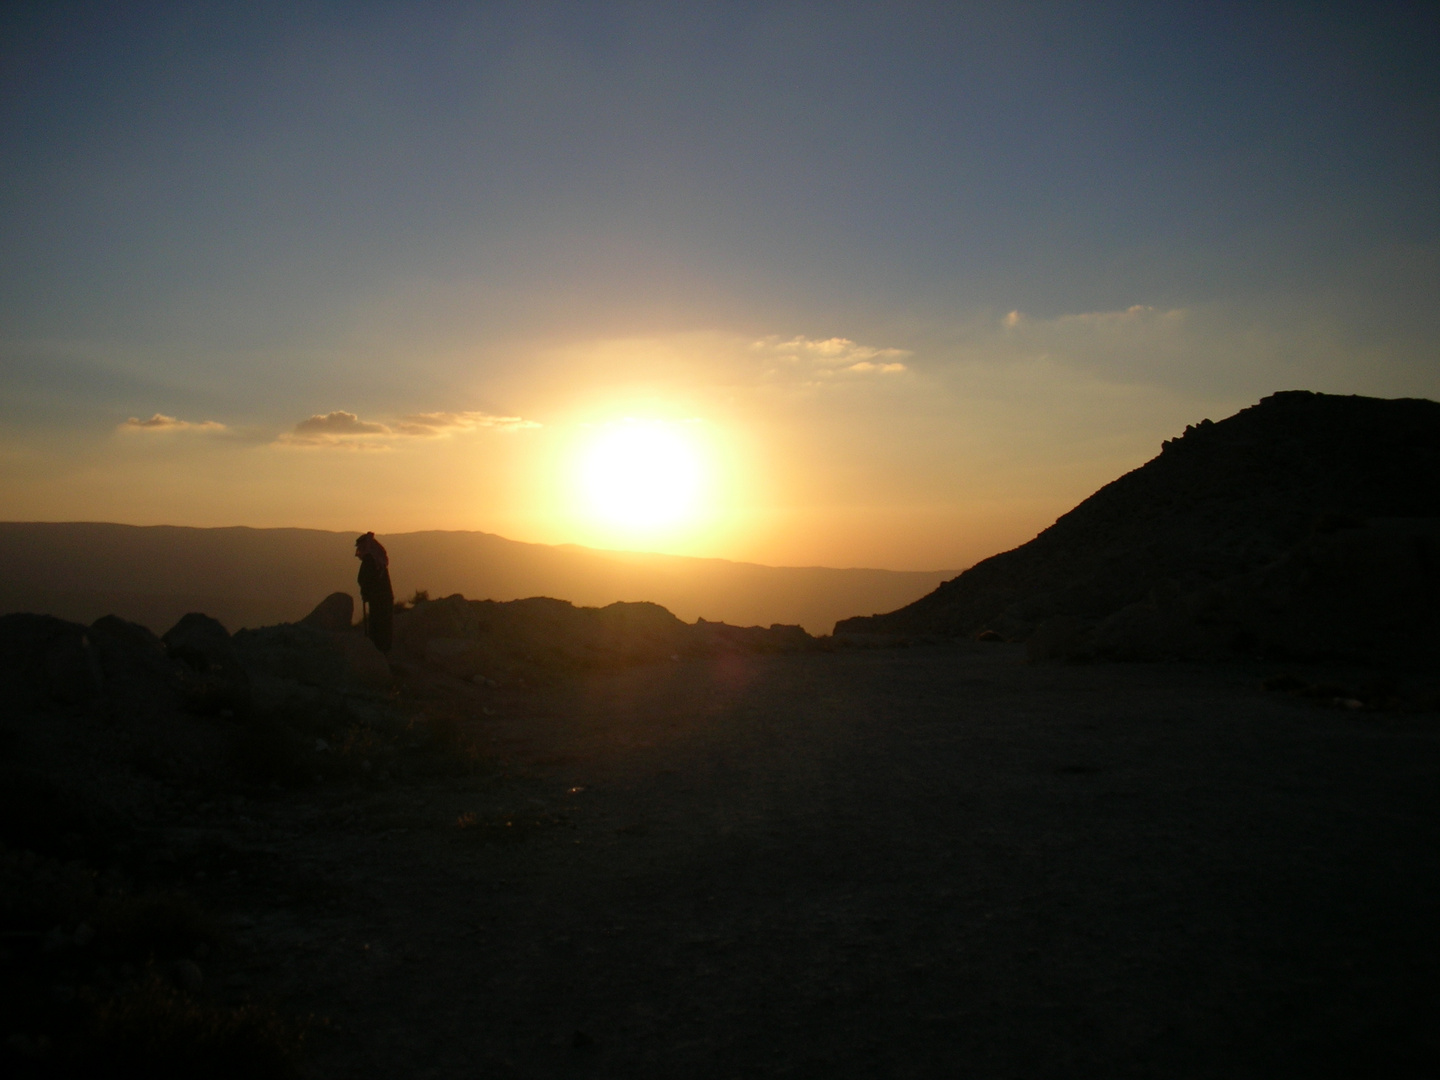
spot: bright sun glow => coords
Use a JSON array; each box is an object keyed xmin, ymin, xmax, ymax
[{"xmin": 577, "ymin": 420, "xmax": 705, "ymax": 534}]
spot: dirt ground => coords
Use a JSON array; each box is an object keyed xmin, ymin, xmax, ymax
[{"xmin": 177, "ymin": 643, "xmax": 1440, "ymax": 1078}]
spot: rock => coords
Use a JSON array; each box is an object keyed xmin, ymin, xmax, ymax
[
  {"xmin": 392, "ymin": 594, "xmax": 478, "ymax": 658},
  {"xmin": 689, "ymin": 618, "xmax": 816, "ymax": 656},
  {"xmin": 162, "ymin": 612, "xmax": 234, "ymax": 663},
  {"xmin": 234, "ymin": 623, "xmax": 391, "ymax": 691},
  {"xmin": 87, "ymin": 615, "xmax": 188, "ymax": 719},
  {"xmin": 0, "ymin": 613, "xmax": 98, "ymax": 706},
  {"xmin": 388, "ymin": 592, "xmax": 817, "ymax": 678},
  {"xmin": 162, "ymin": 613, "xmax": 251, "ymax": 716},
  {"xmin": 766, "ymin": 623, "xmax": 813, "ymax": 650},
  {"xmin": 300, "ymin": 592, "xmax": 355, "ymax": 633},
  {"xmin": 335, "ymin": 632, "xmax": 392, "ymax": 689},
  {"xmin": 1026, "ymin": 615, "xmax": 1092, "ymax": 663}
]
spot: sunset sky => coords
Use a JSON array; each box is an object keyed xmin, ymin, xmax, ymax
[{"xmin": 2, "ymin": 3, "xmax": 1437, "ymax": 570}]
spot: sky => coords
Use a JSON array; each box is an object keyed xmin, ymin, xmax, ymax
[{"xmin": 2, "ymin": 1, "xmax": 1437, "ymax": 570}]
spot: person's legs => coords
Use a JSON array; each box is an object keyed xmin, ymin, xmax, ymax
[{"xmin": 369, "ymin": 599, "xmax": 393, "ymax": 654}]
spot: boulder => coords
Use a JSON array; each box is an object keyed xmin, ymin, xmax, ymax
[
  {"xmin": 392, "ymin": 594, "xmax": 479, "ymax": 658},
  {"xmin": 0, "ymin": 613, "xmax": 98, "ymax": 706},
  {"xmin": 161, "ymin": 613, "xmax": 252, "ymax": 716},
  {"xmin": 688, "ymin": 618, "xmax": 817, "ymax": 656},
  {"xmin": 87, "ymin": 615, "xmax": 187, "ymax": 719},
  {"xmin": 233, "ymin": 623, "xmax": 391, "ymax": 691},
  {"xmin": 334, "ymin": 632, "xmax": 394, "ymax": 690},
  {"xmin": 299, "ymin": 592, "xmax": 355, "ymax": 633}
]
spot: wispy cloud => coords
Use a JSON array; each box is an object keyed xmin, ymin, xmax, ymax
[
  {"xmin": 120, "ymin": 413, "xmax": 227, "ymax": 433},
  {"xmin": 392, "ymin": 411, "xmax": 541, "ymax": 436},
  {"xmin": 751, "ymin": 335, "xmax": 911, "ymax": 375},
  {"xmin": 278, "ymin": 408, "xmax": 539, "ymax": 448},
  {"xmin": 993, "ymin": 305, "xmax": 1191, "ymax": 382},
  {"xmin": 293, "ymin": 410, "xmax": 388, "ymax": 437}
]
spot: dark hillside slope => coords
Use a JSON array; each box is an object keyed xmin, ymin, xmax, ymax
[{"xmin": 836, "ymin": 391, "xmax": 1440, "ymax": 654}]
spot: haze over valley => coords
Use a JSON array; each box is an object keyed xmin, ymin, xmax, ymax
[{"xmin": 0, "ymin": 521, "xmax": 952, "ymax": 636}]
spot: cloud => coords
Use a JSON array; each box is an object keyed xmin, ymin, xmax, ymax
[
  {"xmin": 292, "ymin": 410, "xmax": 390, "ymax": 437},
  {"xmin": 750, "ymin": 335, "xmax": 911, "ymax": 375},
  {"xmin": 392, "ymin": 411, "xmax": 541, "ymax": 436},
  {"xmin": 120, "ymin": 413, "xmax": 226, "ymax": 433},
  {"xmin": 278, "ymin": 407, "xmax": 539, "ymax": 448},
  {"xmin": 844, "ymin": 360, "xmax": 908, "ymax": 374}
]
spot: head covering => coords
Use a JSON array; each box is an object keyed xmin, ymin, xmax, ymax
[{"xmin": 355, "ymin": 531, "xmax": 389, "ymax": 569}]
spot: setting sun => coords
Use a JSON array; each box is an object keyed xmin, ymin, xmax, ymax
[{"xmin": 576, "ymin": 420, "xmax": 706, "ymax": 535}]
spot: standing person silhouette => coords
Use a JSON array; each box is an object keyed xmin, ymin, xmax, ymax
[{"xmin": 355, "ymin": 532, "xmax": 394, "ymax": 654}]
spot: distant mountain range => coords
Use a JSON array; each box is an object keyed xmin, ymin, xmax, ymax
[
  {"xmin": 0, "ymin": 522, "xmax": 954, "ymax": 637},
  {"xmin": 838, "ymin": 390, "xmax": 1440, "ymax": 665}
]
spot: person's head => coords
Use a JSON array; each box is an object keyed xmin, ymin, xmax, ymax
[{"xmin": 354, "ymin": 531, "xmax": 388, "ymax": 567}]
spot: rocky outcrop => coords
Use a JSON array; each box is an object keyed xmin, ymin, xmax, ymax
[
  {"xmin": 392, "ymin": 594, "xmax": 818, "ymax": 683},
  {"xmin": 836, "ymin": 391, "xmax": 1440, "ymax": 667},
  {"xmin": 0, "ymin": 613, "xmax": 98, "ymax": 707},
  {"xmin": 1089, "ymin": 517, "xmax": 1440, "ymax": 666},
  {"xmin": 1, "ymin": 611, "xmax": 262, "ymax": 720},
  {"xmin": 298, "ymin": 592, "xmax": 355, "ymax": 634},
  {"xmin": 162, "ymin": 613, "xmax": 252, "ymax": 716},
  {"xmin": 232, "ymin": 622, "xmax": 391, "ymax": 691}
]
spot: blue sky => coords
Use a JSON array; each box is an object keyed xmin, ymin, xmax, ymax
[{"xmin": 2, "ymin": 2, "xmax": 1436, "ymax": 567}]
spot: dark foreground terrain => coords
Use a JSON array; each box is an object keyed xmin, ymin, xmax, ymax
[{"xmin": 10, "ymin": 638, "xmax": 1439, "ymax": 1078}]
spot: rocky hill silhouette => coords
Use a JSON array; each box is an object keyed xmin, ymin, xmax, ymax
[{"xmin": 837, "ymin": 391, "xmax": 1440, "ymax": 666}]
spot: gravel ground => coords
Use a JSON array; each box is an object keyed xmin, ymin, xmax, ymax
[{"xmin": 200, "ymin": 643, "xmax": 1440, "ymax": 1078}]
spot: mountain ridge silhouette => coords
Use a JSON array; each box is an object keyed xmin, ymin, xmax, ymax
[
  {"xmin": 836, "ymin": 390, "xmax": 1440, "ymax": 650},
  {"xmin": 0, "ymin": 521, "xmax": 952, "ymax": 637}
]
